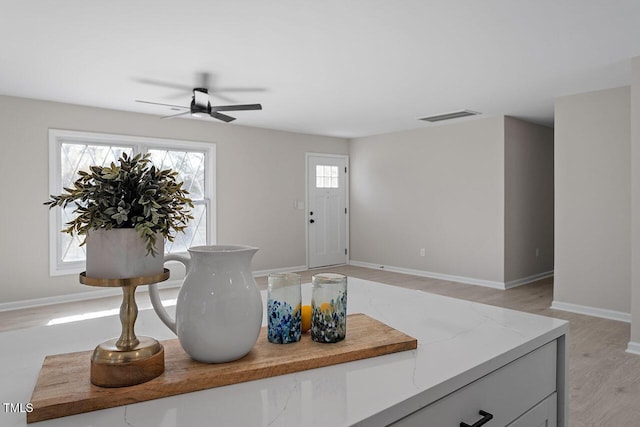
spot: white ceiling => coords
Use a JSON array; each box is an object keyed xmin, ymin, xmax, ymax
[{"xmin": 1, "ymin": 0, "xmax": 639, "ymax": 138}]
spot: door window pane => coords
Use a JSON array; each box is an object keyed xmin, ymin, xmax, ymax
[{"xmin": 316, "ymin": 165, "xmax": 339, "ymax": 188}]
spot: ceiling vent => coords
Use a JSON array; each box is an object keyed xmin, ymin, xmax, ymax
[{"xmin": 419, "ymin": 110, "xmax": 480, "ymax": 122}]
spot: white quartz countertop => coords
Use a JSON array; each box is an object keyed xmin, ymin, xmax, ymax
[{"xmin": 0, "ymin": 278, "xmax": 568, "ymax": 427}]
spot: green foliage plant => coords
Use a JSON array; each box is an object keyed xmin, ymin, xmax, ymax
[{"xmin": 45, "ymin": 152, "xmax": 194, "ymax": 256}]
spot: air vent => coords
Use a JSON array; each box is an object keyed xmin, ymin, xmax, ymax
[{"xmin": 420, "ymin": 110, "xmax": 480, "ymax": 122}]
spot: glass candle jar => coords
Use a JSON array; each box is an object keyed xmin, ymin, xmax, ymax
[
  {"xmin": 267, "ymin": 273, "xmax": 302, "ymax": 344},
  {"xmin": 311, "ymin": 273, "xmax": 347, "ymax": 343}
]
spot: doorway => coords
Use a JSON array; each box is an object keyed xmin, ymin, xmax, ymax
[{"xmin": 306, "ymin": 153, "xmax": 349, "ymax": 268}]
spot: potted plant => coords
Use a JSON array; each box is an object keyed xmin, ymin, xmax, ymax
[{"xmin": 45, "ymin": 152, "xmax": 193, "ymax": 279}]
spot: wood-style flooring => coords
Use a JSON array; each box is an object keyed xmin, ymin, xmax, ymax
[{"xmin": 2, "ymin": 265, "xmax": 638, "ymax": 426}]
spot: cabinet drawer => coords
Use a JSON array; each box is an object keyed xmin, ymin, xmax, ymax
[
  {"xmin": 507, "ymin": 393, "xmax": 557, "ymax": 427},
  {"xmin": 392, "ymin": 340, "xmax": 557, "ymax": 427}
]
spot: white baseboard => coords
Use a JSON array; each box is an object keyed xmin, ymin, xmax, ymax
[
  {"xmin": 0, "ymin": 265, "xmax": 307, "ymax": 312},
  {"xmin": 626, "ymin": 341, "xmax": 640, "ymax": 355},
  {"xmin": 349, "ymin": 260, "xmax": 553, "ymax": 291},
  {"xmin": 348, "ymin": 260, "xmax": 507, "ymax": 289},
  {"xmin": 550, "ymin": 300, "xmax": 631, "ymax": 323},
  {"xmin": 504, "ymin": 270, "xmax": 554, "ymax": 289}
]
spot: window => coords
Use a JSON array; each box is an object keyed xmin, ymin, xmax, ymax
[
  {"xmin": 147, "ymin": 149, "xmax": 208, "ymax": 254},
  {"xmin": 48, "ymin": 129, "xmax": 216, "ymax": 276},
  {"xmin": 316, "ymin": 165, "xmax": 339, "ymax": 188}
]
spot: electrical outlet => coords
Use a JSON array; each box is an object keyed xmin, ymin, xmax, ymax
[{"xmin": 420, "ymin": 248, "xmax": 426, "ymax": 257}]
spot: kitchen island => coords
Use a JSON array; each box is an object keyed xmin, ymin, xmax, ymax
[{"xmin": 0, "ymin": 278, "xmax": 568, "ymax": 426}]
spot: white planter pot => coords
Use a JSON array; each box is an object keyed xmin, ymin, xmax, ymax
[{"xmin": 86, "ymin": 228, "xmax": 164, "ymax": 279}]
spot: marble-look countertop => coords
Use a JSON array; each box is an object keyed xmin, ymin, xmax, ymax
[{"xmin": 0, "ymin": 278, "xmax": 568, "ymax": 427}]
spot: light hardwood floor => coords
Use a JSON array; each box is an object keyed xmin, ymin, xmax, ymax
[{"xmin": 2, "ymin": 265, "xmax": 639, "ymax": 426}]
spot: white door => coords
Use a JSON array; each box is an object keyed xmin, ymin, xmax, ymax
[{"xmin": 307, "ymin": 154, "xmax": 348, "ymax": 268}]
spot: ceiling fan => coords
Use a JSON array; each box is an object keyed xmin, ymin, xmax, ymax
[{"xmin": 136, "ymin": 87, "xmax": 262, "ymax": 123}]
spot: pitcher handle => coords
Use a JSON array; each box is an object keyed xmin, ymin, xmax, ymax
[{"xmin": 149, "ymin": 254, "xmax": 191, "ymax": 334}]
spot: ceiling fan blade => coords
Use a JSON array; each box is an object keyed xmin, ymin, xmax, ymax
[
  {"xmin": 211, "ymin": 104, "xmax": 262, "ymax": 112},
  {"xmin": 212, "ymin": 87, "xmax": 267, "ymax": 93},
  {"xmin": 136, "ymin": 100, "xmax": 189, "ymax": 109},
  {"xmin": 208, "ymin": 88, "xmax": 266, "ymax": 104},
  {"xmin": 161, "ymin": 111, "xmax": 192, "ymax": 120},
  {"xmin": 134, "ymin": 78, "xmax": 193, "ymax": 92},
  {"xmin": 199, "ymin": 72, "xmax": 264, "ymax": 93},
  {"xmin": 210, "ymin": 111, "xmax": 236, "ymax": 122},
  {"xmin": 207, "ymin": 92, "xmax": 236, "ymax": 103}
]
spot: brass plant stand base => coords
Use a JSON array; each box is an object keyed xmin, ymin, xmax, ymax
[
  {"xmin": 90, "ymin": 341, "xmax": 165, "ymax": 388},
  {"xmin": 79, "ymin": 269, "xmax": 170, "ymax": 388}
]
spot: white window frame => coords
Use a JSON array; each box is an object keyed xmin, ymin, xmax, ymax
[{"xmin": 48, "ymin": 129, "xmax": 216, "ymax": 276}]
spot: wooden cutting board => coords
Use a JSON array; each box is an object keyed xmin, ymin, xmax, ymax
[{"xmin": 28, "ymin": 313, "xmax": 417, "ymax": 423}]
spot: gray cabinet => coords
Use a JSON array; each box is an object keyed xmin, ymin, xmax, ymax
[{"xmin": 391, "ymin": 341, "xmax": 558, "ymax": 427}]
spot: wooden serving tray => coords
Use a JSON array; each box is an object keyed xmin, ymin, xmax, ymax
[{"xmin": 28, "ymin": 313, "xmax": 417, "ymax": 423}]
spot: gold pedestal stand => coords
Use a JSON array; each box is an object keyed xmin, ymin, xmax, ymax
[{"xmin": 79, "ymin": 269, "xmax": 170, "ymax": 388}]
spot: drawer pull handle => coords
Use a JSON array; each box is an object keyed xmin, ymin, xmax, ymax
[{"xmin": 460, "ymin": 410, "xmax": 494, "ymax": 427}]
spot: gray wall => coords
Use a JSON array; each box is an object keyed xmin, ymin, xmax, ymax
[
  {"xmin": 349, "ymin": 116, "xmax": 554, "ymax": 286},
  {"xmin": 0, "ymin": 95, "xmax": 348, "ymax": 304},
  {"xmin": 554, "ymin": 87, "xmax": 631, "ymax": 314},
  {"xmin": 504, "ymin": 117, "xmax": 554, "ymax": 282},
  {"xmin": 349, "ymin": 117, "xmax": 506, "ymax": 283}
]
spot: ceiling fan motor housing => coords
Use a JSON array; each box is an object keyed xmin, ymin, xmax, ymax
[{"xmin": 191, "ymin": 88, "xmax": 211, "ymax": 117}]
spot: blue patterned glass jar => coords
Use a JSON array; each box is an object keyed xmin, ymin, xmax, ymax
[
  {"xmin": 267, "ymin": 273, "xmax": 302, "ymax": 344},
  {"xmin": 311, "ymin": 273, "xmax": 347, "ymax": 343}
]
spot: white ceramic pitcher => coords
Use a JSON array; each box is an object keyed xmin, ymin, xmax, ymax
[{"xmin": 149, "ymin": 245, "xmax": 263, "ymax": 363}]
